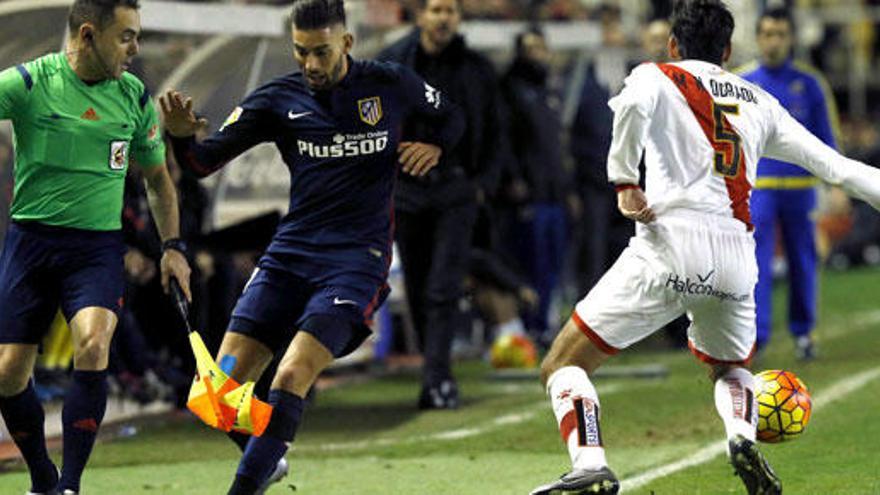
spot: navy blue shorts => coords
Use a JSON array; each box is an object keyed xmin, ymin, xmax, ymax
[
  {"xmin": 0, "ymin": 222, "xmax": 125, "ymax": 344},
  {"xmin": 228, "ymin": 266, "xmax": 389, "ymax": 358}
]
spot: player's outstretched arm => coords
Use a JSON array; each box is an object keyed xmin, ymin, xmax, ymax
[
  {"xmin": 765, "ymin": 106, "xmax": 880, "ymax": 211},
  {"xmin": 159, "ymin": 89, "xmax": 271, "ymax": 179}
]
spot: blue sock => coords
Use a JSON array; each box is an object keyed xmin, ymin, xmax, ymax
[
  {"xmin": 59, "ymin": 369, "xmax": 108, "ymax": 492},
  {"xmin": 0, "ymin": 382, "xmax": 57, "ymax": 492},
  {"xmin": 228, "ymin": 389, "xmax": 304, "ymax": 495}
]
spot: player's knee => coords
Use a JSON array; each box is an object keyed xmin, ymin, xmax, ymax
[
  {"xmin": 0, "ymin": 347, "xmax": 35, "ymax": 396},
  {"xmin": 0, "ymin": 360, "xmax": 30, "ymax": 397},
  {"xmin": 74, "ymin": 330, "xmax": 112, "ymax": 369},
  {"xmin": 273, "ymin": 359, "xmax": 318, "ymax": 393},
  {"xmin": 0, "ymin": 370, "xmax": 29, "ymax": 397}
]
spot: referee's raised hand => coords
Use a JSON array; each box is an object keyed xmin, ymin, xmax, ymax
[{"xmin": 159, "ymin": 89, "xmax": 209, "ymax": 138}]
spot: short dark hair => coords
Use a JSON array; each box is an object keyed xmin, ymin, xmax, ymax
[
  {"xmin": 514, "ymin": 26, "xmax": 544, "ymax": 58},
  {"xmin": 757, "ymin": 7, "xmax": 795, "ymax": 34},
  {"xmin": 414, "ymin": 0, "xmax": 460, "ymax": 10},
  {"xmin": 68, "ymin": 0, "xmax": 139, "ymax": 33},
  {"xmin": 670, "ymin": 0, "xmax": 734, "ymax": 65},
  {"xmin": 290, "ymin": 0, "xmax": 346, "ymax": 30}
]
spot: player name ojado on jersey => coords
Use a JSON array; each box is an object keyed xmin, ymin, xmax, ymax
[
  {"xmin": 707, "ymin": 79, "xmax": 759, "ymax": 104},
  {"xmin": 297, "ymin": 131, "xmax": 390, "ymax": 158}
]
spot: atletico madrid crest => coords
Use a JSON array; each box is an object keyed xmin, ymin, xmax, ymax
[{"xmin": 358, "ymin": 96, "xmax": 383, "ymax": 126}]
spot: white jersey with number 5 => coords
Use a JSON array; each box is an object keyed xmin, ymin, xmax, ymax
[
  {"xmin": 571, "ymin": 59, "xmax": 880, "ymax": 364},
  {"xmin": 607, "ymin": 60, "xmax": 880, "ymax": 228}
]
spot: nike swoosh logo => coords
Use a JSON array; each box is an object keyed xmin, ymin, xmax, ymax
[
  {"xmin": 698, "ymin": 270, "xmax": 715, "ymax": 283},
  {"xmin": 288, "ymin": 111, "xmax": 312, "ymax": 120},
  {"xmin": 333, "ymin": 297, "xmax": 359, "ymax": 306}
]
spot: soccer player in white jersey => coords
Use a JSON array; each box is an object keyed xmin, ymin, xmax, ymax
[{"xmin": 530, "ymin": 1, "xmax": 880, "ymax": 494}]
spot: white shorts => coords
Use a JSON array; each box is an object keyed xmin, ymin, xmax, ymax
[{"xmin": 574, "ymin": 211, "xmax": 758, "ymax": 365}]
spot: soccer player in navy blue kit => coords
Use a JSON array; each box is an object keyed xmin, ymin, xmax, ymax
[
  {"xmin": 739, "ymin": 8, "xmax": 839, "ymax": 359},
  {"xmin": 160, "ymin": 0, "xmax": 464, "ymax": 493}
]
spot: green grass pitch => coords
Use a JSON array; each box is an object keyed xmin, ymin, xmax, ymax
[{"xmin": 1, "ymin": 268, "xmax": 879, "ymax": 494}]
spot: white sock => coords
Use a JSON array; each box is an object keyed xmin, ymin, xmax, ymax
[
  {"xmin": 714, "ymin": 367, "xmax": 758, "ymax": 443},
  {"xmin": 547, "ymin": 366, "xmax": 607, "ymax": 470}
]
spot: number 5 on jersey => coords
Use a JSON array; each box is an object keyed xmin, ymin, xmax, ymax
[{"xmin": 711, "ymin": 102, "xmax": 742, "ymax": 178}]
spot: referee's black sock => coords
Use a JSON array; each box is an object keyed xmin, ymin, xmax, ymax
[
  {"xmin": 0, "ymin": 382, "xmax": 57, "ymax": 493},
  {"xmin": 59, "ymin": 369, "xmax": 108, "ymax": 493}
]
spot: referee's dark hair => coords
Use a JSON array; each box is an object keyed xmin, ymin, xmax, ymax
[
  {"xmin": 291, "ymin": 0, "xmax": 347, "ymax": 30},
  {"xmin": 68, "ymin": 0, "xmax": 139, "ymax": 32}
]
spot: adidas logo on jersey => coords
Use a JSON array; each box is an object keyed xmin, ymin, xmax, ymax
[{"xmin": 81, "ymin": 107, "xmax": 100, "ymax": 121}]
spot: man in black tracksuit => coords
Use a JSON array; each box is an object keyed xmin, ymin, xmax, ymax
[{"xmin": 378, "ymin": 0, "xmax": 502, "ymax": 409}]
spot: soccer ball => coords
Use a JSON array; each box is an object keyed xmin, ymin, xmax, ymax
[
  {"xmin": 489, "ymin": 334, "xmax": 538, "ymax": 369},
  {"xmin": 754, "ymin": 369, "xmax": 812, "ymax": 443}
]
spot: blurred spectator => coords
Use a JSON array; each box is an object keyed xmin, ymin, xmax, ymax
[
  {"xmin": 540, "ymin": 0, "xmax": 589, "ymax": 21},
  {"xmin": 740, "ymin": 7, "xmax": 841, "ymax": 359},
  {"xmin": 116, "ymin": 141, "xmax": 211, "ymax": 407},
  {"xmin": 569, "ymin": 12, "xmax": 633, "ymax": 295},
  {"xmin": 378, "ymin": 0, "xmax": 503, "ymax": 409},
  {"xmin": 468, "ymin": 246, "xmax": 538, "ymax": 341},
  {"xmin": 642, "ymin": 17, "xmax": 671, "ymax": 64},
  {"xmin": 119, "ymin": 168, "xmax": 194, "ymax": 406},
  {"xmin": 499, "ymin": 27, "xmax": 577, "ymax": 340},
  {"xmin": 827, "ymin": 117, "xmax": 880, "ymax": 268}
]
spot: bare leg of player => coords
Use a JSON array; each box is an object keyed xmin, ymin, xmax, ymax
[
  {"xmin": 530, "ymin": 316, "xmax": 620, "ymax": 495},
  {"xmin": 214, "ymin": 332, "xmax": 287, "ymax": 493},
  {"xmin": 227, "ymin": 331, "xmax": 334, "ymax": 495},
  {"xmin": 215, "ymin": 333, "xmax": 274, "ymax": 384}
]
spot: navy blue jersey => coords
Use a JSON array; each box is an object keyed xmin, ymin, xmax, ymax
[{"xmin": 171, "ymin": 58, "xmax": 464, "ymax": 282}]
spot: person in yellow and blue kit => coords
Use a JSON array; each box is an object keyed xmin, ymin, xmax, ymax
[{"xmin": 739, "ymin": 7, "xmax": 840, "ymax": 359}]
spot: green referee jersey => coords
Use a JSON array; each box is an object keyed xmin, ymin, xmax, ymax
[{"xmin": 0, "ymin": 52, "xmax": 165, "ymax": 231}]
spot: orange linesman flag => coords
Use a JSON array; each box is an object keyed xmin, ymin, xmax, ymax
[
  {"xmin": 185, "ymin": 331, "xmax": 273, "ymax": 436},
  {"xmin": 170, "ymin": 279, "xmax": 273, "ymax": 436}
]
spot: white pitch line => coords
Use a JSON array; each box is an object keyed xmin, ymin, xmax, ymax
[
  {"xmin": 620, "ymin": 366, "xmax": 880, "ymax": 492},
  {"xmin": 293, "ymin": 383, "xmax": 625, "ymax": 453}
]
